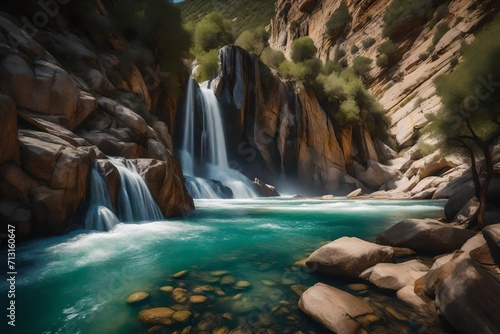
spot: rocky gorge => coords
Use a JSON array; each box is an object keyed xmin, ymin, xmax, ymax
[{"xmin": 0, "ymin": 0, "xmax": 499, "ymax": 333}]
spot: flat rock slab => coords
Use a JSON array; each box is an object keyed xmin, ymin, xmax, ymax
[
  {"xmin": 299, "ymin": 283, "xmax": 375, "ymax": 334},
  {"xmin": 306, "ymin": 237, "xmax": 394, "ymax": 277},
  {"xmin": 376, "ymin": 219, "xmax": 476, "ymax": 254},
  {"xmin": 435, "ymin": 259, "xmax": 500, "ymax": 334},
  {"xmin": 362, "ymin": 260, "xmax": 429, "ymax": 291}
]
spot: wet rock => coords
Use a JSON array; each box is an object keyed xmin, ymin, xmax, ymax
[
  {"xmin": 306, "ymin": 237, "xmax": 394, "ymax": 277},
  {"xmin": 299, "ymin": 283, "xmax": 376, "ymax": 334},
  {"xmin": 320, "ymin": 194, "xmax": 335, "ymax": 200},
  {"xmin": 210, "ymin": 270, "xmax": 229, "ymax": 277},
  {"xmin": 347, "ymin": 188, "xmax": 363, "ymax": 198},
  {"xmin": 160, "ymin": 286, "xmax": 174, "ymax": 293},
  {"xmin": 192, "ymin": 285, "xmax": 214, "ymax": 294},
  {"xmin": 189, "ymin": 295, "xmax": 208, "ymax": 304},
  {"xmin": 253, "ymin": 178, "xmax": 280, "ymax": 197},
  {"xmin": 435, "ymin": 259, "xmax": 500, "ymax": 334},
  {"xmin": 261, "ymin": 280, "xmax": 276, "ymax": 286},
  {"xmin": 127, "ymin": 291, "xmax": 149, "ymax": 304},
  {"xmin": 172, "ymin": 288, "xmax": 188, "ymax": 303},
  {"xmin": 376, "ymin": 219, "xmax": 476, "ymax": 254},
  {"xmin": 391, "ymin": 247, "xmax": 417, "ymax": 258},
  {"xmin": 172, "ymin": 310, "xmax": 192, "ymax": 323},
  {"xmin": 220, "ymin": 276, "xmax": 236, "ymax": 285},
  {"xmin": 138, "ymin": 307, "xmax": 175, "ymax": 326},
  {"xmin": 362, "ymin": 260, "xmax": 429, "ymax": 291},
  {"xmin": 172, "ymin": 270, "xmax": 190, "ymax": 279},
  {"xmin": 234, "ymin": 281, "xmax": 251, "ymax": 289},
  {"xmin": 0, "ymin": 93, "xmax": 18, "ymax": 165}
]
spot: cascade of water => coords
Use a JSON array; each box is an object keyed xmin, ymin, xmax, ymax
[
  {"xmin": 179, "ymin": 79, "xmax": 257, "ymax": 199},
  {"xmin": 84, "ymin": 163, "xmax": 120, "ymax": 231},
  {"xmin": 109, "ymin": 158, "xmax": 164, "ymax": 222},
  {"xmin": 84, "ymin": 159, "xmax": 164, "ymax": 231}
]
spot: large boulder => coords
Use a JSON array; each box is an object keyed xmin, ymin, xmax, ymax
[
  {"xmin": 0, "ymin": 55, "xmax": 96, "ymax": 130},
  {"xmin": 18, "ymin": 130, "xmax": 92, "ymax": 234},
  {"xmin": 361, "ymin": 260, "xmax": 430, "ymax": 291},
  {"xmin": 376, "ymin": 219, "xmax": 476, "ymax": 254},
  {"xmin": 253, "ymin": 178, "xmax": 280, "ymax": 197},
  {"xmin": 357, "ymin": 160, "xmax": 402, "ymax": 189},
  {"xmin": 483, "ymin": 224, "xmax": 500, "ymax": 265},
  {"xmin": 306, "ymin": 237, "xmax": 394, "ymax": 277},
  {"xmin": 405, "ymin": 151, "xmax": 459, "ymax": 180},
  {"xmin": 435, "ymin": 259, "xmax": 500, "ymax": 334},
  {"xmin": 299, "ymin": 283, "xmax": 377, "ymax": 334},
  {"xmin": 0, "ymin": 93, "xmax": 18, "ymax": 165}
]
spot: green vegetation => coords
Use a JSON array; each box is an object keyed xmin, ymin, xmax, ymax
[
  {"xmin": 291, "ymin": 37, "xmax": 318, "ymax": 62},
  {"xmin": 235, "ymin": 26, "xmax": 269, "ymax": 57},
  {"xmin": 432, "ymin": 23, "xmax": 450, "ymax": 45},
  {"xmin": 317, "ymin": 68, "xmax": 390, "ymax": 139},
  {"xmin": 196, "ymin": 49, "xmax": 220, "ymax": 82},
  {"xmin": 419, "ymin": 52, "xmax": 430, "ymax": 62},
  {"xmin": 192, "ymin": 11, "xmax": 235, "ymax": 54},
  {"xmin": 279, "ymin": 58, "xmax": 323, "ymax": 84},
  {"xmin": 378, "ymin": 40, "xmax": 398, "ymax": 56},
  {"xmin": 362, "ymin": 37, "xmax": 376, "ymax": 49},
  {"xmin": 376, "ymin": 54, "xmax": 389, "ymax": 68},
  {"xmin": 177, "ymin": 0, "xmax": 275, "ymax": 35},
  {"xmin": 353, "ymin": 56, "xmax": 372, "ymax": 75},
  {"xmin": 432, "ymin": 15, "xmax": 500, "ymax": 227},
  {"xmin": 351, "ymin": 44, "xmax": 360, "ymax": 54},
  {"xmin": 428, "ymin": 4, "xmax": 449, "ymax": 28},
  {"xmin": 325, "ymin": 3, "xmax": 352, "ymax": 37},
  {"xmin": 261, "ymin": 48, "xmax": 286, "ymax": 69},
  {"xmin": 383, "ymin": 0, "xmax": 433, "ymax": 38}
]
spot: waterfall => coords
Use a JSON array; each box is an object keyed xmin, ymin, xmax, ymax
[
  {"xmin": 180, "ymin": 78, "xmax": 257, "ymax": 199},
  {"xmin": 84, "ymin": 159, "xmax": 163, "ymax": 231},
  {"xmin": 84, "ymin": 162, "xmax": 120, "ymax": 231},
  {"xmin": 109, "ymin": 158, "xmax": 164, "ymax": 222}
]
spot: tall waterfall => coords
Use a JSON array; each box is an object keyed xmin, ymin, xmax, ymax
[
  {"xmin": 180, "ymin": 78, "xmax": 257, "ymax": 199},
  {"xmin": 84, "ymin": 159, "xmax": 163, "ymax": 231}
]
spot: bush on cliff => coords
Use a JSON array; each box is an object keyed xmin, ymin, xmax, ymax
[
  {"xmin": 291, "ymin": 37, "xmax": 318, "ymax": 62},
  {"xmin": 261, "ymin": 48, "xmax": 286, "ymax": 70},
  {"xmin": 192, "ymin": 11, "xmax": 235, "ymax": 54},
  {"xmin": 235, "ymin": 26, "xmax": 269, "ymax": 57},
  {"xmin": 383, "ymin": 0, "xmax": 433, "ymax": 39},
  {"xmin": 325, "ymin": 3, "xmax": 352, "ymax": 37}
]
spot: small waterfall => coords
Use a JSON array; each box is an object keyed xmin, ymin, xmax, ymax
[
  {"xmin": 180, "ymin": 78, "xmax": 257, "ymax": 199},
  {"xmin": 84, "ymin": 163, "xmax": 120, "ymax": 231},
  {"xmin": 84, "ymin": 159, "xmax": 163, "ymax": 231},
  {"xmin": 109, "ymin": 158, "xmax": 164, "ymax": 222}
]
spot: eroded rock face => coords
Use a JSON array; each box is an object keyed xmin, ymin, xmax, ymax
[
  {"xmin": 299, "ymin": 283, "xmax": 376, "ymax": 334},
  {"xmin": 306, "ymin": 236, "xmax": 394, "ymax": 277},
  {"xmin": 435, "ymin": 259, "xmax": 500, "ymax": 334},
  {"xmin": 376, "ymin": 219, "xmax": 476, "ymax": 254},
  {"xmin": 269, "ymin": 0, "xmax": 497, "ymax": 148},
  {"xmin": 211, "ymin": 45, "xmax": 388, "ymax": 194},
  {"xmin": 0, "ymin": 93, "xmax": 18, "ymax": 165}
]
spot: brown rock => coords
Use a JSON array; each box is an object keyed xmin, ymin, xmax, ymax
[
  {"xmin": 0, "ymin": 93, "xmax": 18, "ymax": 165},
  {"xmin": 127, "ymin": 291, "xmax": 149, "ymax": 304},
  {"xmin": 138, "ymin": 307, "xmax": 175, "ymax": 326},
  {"xmin": 171, "ymin": 310, "xmax": 192, "ymax": 323}
]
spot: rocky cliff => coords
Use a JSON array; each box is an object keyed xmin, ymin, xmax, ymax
[
  {"xmin": 269, "ymin": 0, "xmax": 499, "ymax": 147},
  {"xmin": 197, "ymin": 45, "xmax": 390, "ymax": 194},
  {"xmin": 0, "ymin": 6, "xmax": 194, "ymax": 239}
]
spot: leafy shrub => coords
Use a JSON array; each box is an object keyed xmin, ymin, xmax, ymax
[
  {"xmin": 428, "ymin": 4, "xmax": 449, "ymax": 28},
  {"xmin": 334, "ymin": 48, "xmax": 346, "ymax": 62},
  {"xmin": 419, "ymin": 52, "xmax": 430, "ymax": 61},
  {"xmin": 193, "ymin": 11, "xmax": 235, "ymax": 54},
  {"xmin": 351, "ymin": 44, "xmax": 360, "ymax": 54},
  {"xmin": 362, "ymin": 37, "xmax": 376, "ymax": 49},
  {"xmin": 279, "ymin": 58, "xmax": 322, "ymax": 84},
  {"xmin": 290, "ymin": 20, "xmax": 301, "ymax": 30},
  {"xmin": 261, "ymin": 47, "xmax": 285, "ymax": 69},
  {"xmin": 353, "ymin": 56, "xmax": 372, "ymax": 75},
  {"xmin": 195, "ymin": 49, "xmax": 220, "ymax": 82},
  {"xmin": 235, "ymin": 26, "xmax": 269, "ymax": 56},
  {"xmin": 378, "ymin": 40, "xmax": 398, "ymax": 55},
  {"xmin": 450, "ymin": 57, "xmax": 459, "ymax": 67},
  {"xmin": 326, "ymin": 3, "xmax": 352, "ymax": 36},
  {"xmin": 322, "ymin": 60, "xmax": 343, "ymax": 75},
  {"xmin": 432, "ymin": 23, "xmax": 449, "ymax": 45},
  {"xmin": 291, "ymin": 37, "xmax": 317, "ymax": 62},
  {"xmin": 383, "ymin": 0, "xmax": 433, "ymax": 38},
  {"xmin": 376, "ymin": 54, "xmax": 389, "ymax": 67}
]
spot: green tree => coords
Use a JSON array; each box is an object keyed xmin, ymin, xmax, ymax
[
  {"xmin": 433, "ymin": 15, "xmax": 500, "ymax": 228},
  {"xmin": 261, "ymin": 47, "xmax": 285, "ymax": 69},
  {"xmin": 383, "ymin": 0, "xmax": 433, "ymax": 39},
  {"xmin": 235, "ymin": 26, "xmax": 269, "ymax": 57},
  {"xmin": 193, "ymin": 11, "xmax": 235, "ymax": 54},
  {"xmin": 353, "ymin": 56, "xmax": 372, "ymax": 75},
  {"xmin": 326, "ymin": 3, "xmax": 352, "ymax": 37},
  {"xmin": 195, "ymin": 49, "xmax": 220, "ymax": 82},
  {"xmin": 291, "ymin": 37, "xmax": 317, "ymax": 63}
]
